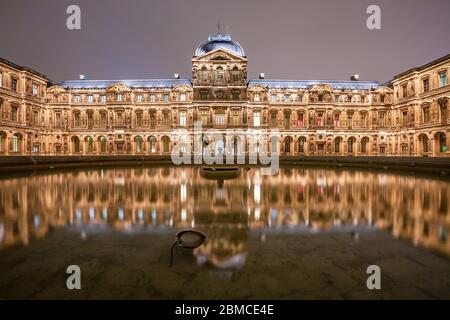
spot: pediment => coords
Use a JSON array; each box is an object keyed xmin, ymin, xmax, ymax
[
  {"xmin": 193, "ymin": 48, "xmax": 247, "ymax": 62},
  {"xmin": 107, "ymin": 83, "xmax": 131, "ymax": 93}
]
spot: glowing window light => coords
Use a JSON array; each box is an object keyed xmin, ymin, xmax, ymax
[
  {"xmin": 152, "ymin": 210, "xmax": 157, "ymax": 221},
  {"xmin": 255, "ymin": 208, "xmax": 261, "ymax": 221},
  {"xmin": 89, "ymin": 208, "xmax": 95, "ymax": 221},
  {"xmin": 102, "ymin": 208, "xmax": 108, "ymax": 220},
  {"xmin": 0, "ymin": 223, "xmax": 4, "ymax": 243},
  {"xmin": 75, "ymin": 208, "xmax": 82, "ymax": 220},
  {"xmin": 181, "ymin": 208, "xmax": 187, "ymax": 222},
  {"xmin": 118, "ymin": 208, "xmax": 124, "ymax": 221},
  {"xmin": 180, "ymin": 184, "xmax": 187, "ymax": 203},
  {"xmin": 34, "ymin": 215, "xmax": 40, "ymax": 228},
  {"xmin": 254, "ymin": 183, "xmax": 261, "ymax": 204},
  {"xmin": 138, "ymin": 209, "xmax": 144, "ymax": 221}
]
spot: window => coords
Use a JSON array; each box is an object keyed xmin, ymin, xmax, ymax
[
  {"xmin": 162, "ymin": 136, "xmax": 170, "ymax": 153},
  {"xmin": 316, "ymin": 113, "xmax": 324, "ymax": 126},
  {"xmin": 215, "ymin": 67, "xmax": 225, "ymax": 82},
  {"xmin": 11, "ymin": 77, "xmax": 18, "ymax": 91},
  {"xmin": 136, "ymin": 94, "xmax": 143, "ymax": 103},
  {"xmin": 423, "ymin": 78, "xmax": 430, "ymax": 92},
  {"xmin": 402, "ymin": 84, "xmax": 407, "ymax": 98},
  {"xmin": 423, "ymin": 106, "xmax": 430, "ymax": 123},
  {"xmin": 0, "ymin": 134, "xmax": 3, "ymax": 153},
  {"xmin": 74, "ymin": 95, "xmax": 81, "ymax": 103},
  {"xmin": 0, "ymin": 72, "xmax": 3, "ymax": 87},
  {"xmin": 33, "ymin": 110, "xmax": 39, "ymax": 124},
  {"xmin": 253, "ymin": 111, "xmax": 261, "ymax": 127},
  {"xmin": 201, "ymin": 111, "xmax": 208, "ymax": 125},
  {"xmin": 348, "ymin": 138, "xmax": 354, "ymax": 153},
  {"xmin": 179, "ymin": 111, "xmax": 186, "ymax": 126},
  {"xmin": 334, "ymin": 138, "xmax": 341, "ymax": 153},
  {"xmin": 180, "ymin": 93, "xmax": 186, "ymax": 101},
  {"xmin": 163, "ymin": 94, "xmax": 169, "ymax": 102},
  {"xmin": 101, "ymin": 95, "xmax": 106, "ymax": 103},
  {"xmin": 254, "ymin": 93, "xmax": 260, "ymax": 102},
  {"xmin": 439, "ymin": 72, "xmax": 448, "ymax": 87},
  {"xmin": 199, "ymin": 90, "xmax": 208, "ymax": 100},
  {"xmin": 135, "ymin": 136, "xmax": 143, "ymax": 153},
  {"xmin": 232, "ymin": 111, "xmax": 240, "ymax": 126},
  {"xmin": 116, "ymin": 113, "xmax": 124, "ymax": 126},
  {"xmin": 298, "ymin": 112, "xmax": 304, "ymax": 127},
  {"xmin": 87, "ymin": 95, "xmax": 94, "ymax": 103},
  {"xmin": 232, "ymin": 90, "xmax": 240, "ymax": 100},
  {"xmin": 334, "ymin": 113, "xmax": 340, "ymax": 127},
  {"xmin": 380, "ymin": 113, "xmax": 385, "ymax": 127},
  {"xmin": 87, "ymin": 112, "xmax": 94, "ymax": 128},
  {"xmin": 100, "ymin": 112, "xmax": 107, "ymax": 126},
  {"xmin": 11, "ymin": 134, "xmax": 19, "ymax": 152},
  {"xmin": 284, "ymin": 95, "xmax": 290, "ymax": 103},
  {"xmin": 348, "ymin": 114, "xmax": 353, "ymax": 127},
  {"xmin": 73, "ymin": 137, "xmax": 80, "ymax": 153},
  {"xmin": 201, "ymin": 66, "xmax": 208, "ymax": 82},
  {"xmin": 360, "ymin": 113, "xmax": 367, "ymax": 127},
  {"xmin": 232, "ymin": 67, "xmax": 239, "ymax": 82},
  {"xmin": 55, "ymin": 112, "xmax": 61, "ymax": 128},
  {"xmin": 163, "ymin": 112, "xmax": 170, "ymax": 125},
  {"xmin": 32, "ymin": 84, "xmax": 39, "ymax": 96},
  {"xmin": 298, "ymin": 138, "xmax": 306, "ymax": 153},
  {"xmin": 117, "ymin": 94, "xmax": 123, "ymax": 102},
  {"xmin": 99, "ymin": 136, "xmax": 107, "ymax": 153},
  {"xmin": 284, "ymin": 112, "xmax": 290, "ymax": 127},
  {"xmin": 150, "ymin": 94, "xmax": 156, "ymax": 102},
  {"xmin": 74, "ymin": 113, "xmax": 81, "ymax": 127},
  {"xmin": 402, "ymin": 111, "xmax": 408, "ymax": 125},
  {"xmin": 11, "ymin": 106, "xmax": 19, "ymax": 121},
  {"xmin": 136, "ymin": 112, "xmax": 143, "ymax": 126},
  {"xmin": 271, "ymin": 95, "xmax": 277, "ymax": 102},
  {"xmin": 86, "ymin": 136, "xmax": 94, "ymax": 153},
  {"xmin": 271, "ymin": 112, "xmax": 277, "ymax": 126},
  {"xmin": 215, "ymin": 112, "xmax": 225, "ymax": 126},
  {"xmin": 149, "ymin": 136, "xmax": 157, "ymax": 153}
]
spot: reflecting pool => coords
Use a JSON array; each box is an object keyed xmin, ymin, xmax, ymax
[{"xmin": 0, "ymin": 166, "xmax": 449, "ymax": 299}]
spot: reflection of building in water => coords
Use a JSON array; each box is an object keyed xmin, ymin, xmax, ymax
[{"xmin": 0, "ymin": 167, "xmax": 449, "ymax": 259}]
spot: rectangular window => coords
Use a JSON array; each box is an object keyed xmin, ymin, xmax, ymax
[
  {"xmin": 298, "ymin": 112, "xmax": 304, "ymax": 127},
  {"xmin": 200, "ymin": 111, "xmax": 208, "ymax": 125},
  {"xmin": 254, "ymin": 93, "xmax": 260, "ymax": 102},
  {"xmin": 136, "ymin": 94, "xmax": 143, "ymax": 103},
  {"xmin": 271, "ymin": 112, "xmax": 277, "ymax": 126},
  {"xmin": 100, "ymin": 113, "xmax": 107, "ymax": 126},
  {"xmin": 179, "ymin": 111, "xmax": 186, "ymax": 126},
  {"xmin": 150, "ymin": 95, "xmax": 156, "ymax": 102},
  {"xmin": 33, "ymin": 111, "xmax": 38, "ymax": 124},
  {"xmin": 55, "ymin": 112, "xmax": 61, "ymax": 128},
  {"xmin": 163, "ymin": 94, "xmax": 169, "ymax": 102},
  {"xmin": 11, "ymin": 77, "xmax": 18, "ymax": 92},
  {"xmin": 232, "ymin": 111, "xmax": 240, "ymax": 126},
  {"xmin": 402, "ymin": 111, "xmax": 408, "ymax": 125},
  {"xmin": 0, "ymin": 72, "xmax": 3, "ymax": 87},
  {"xmin": 74, "ymin": 95, "xmax": 81, "ymax": 103},
  {"xmin": 284, "ymin": 95, "xmax": 290, "ymax": 103},
  {"xmin": 101, "ymin": 95, "xmax": 106, "ymax": 103},
  {"xmin": 334, "ymin": 114, "xmax": 340, "ymax": 127},
  {"xmin": 11, "ymin": 106, "xmax": 18, "ymax": 121},
  {"xmin": 361, "ymin": 114, "xmax": 367, "ymax": 127},
  {"xmin": 87, "ymin": 95, "xmax": 94, "ymax": 103},
  {"xmin": 74, "ymin": 113, "xmax": 81, "ymax": 127},
  {"xmin": 423, "ymin": 107, "xmax": 430, "ymax": 123},
  {"xmin": 380, "ymin": 113, "xmax": 385, "ymax": 127},
  {"xmin": 117, "ymin": 94, "xmax": 123, "ymax": 102},
  {"xmin": 253, "ymin": 111, "xmax": 261, "ymax": 127},
  {"xmin": 232, "ymin": 91, "xmax": 240, "ymax": 100},
  {"xmin": 32, "ymin": 84, "xmax": 39, "ymax": 96},
  {"xmin": 402, "ymin": 84, "xmax": 407, "ymax": 98},
  {"xmin": 117, "ymin": 113, "xmax": 124, "ymax": 126},
  {"xmin": 180, "ymin": 93, "xmax": 186, "ymax": 101},
  {"xmin": 271, "ymin": 95, "xmax": 277, "ymax": 102},
  {"xmin": 423, "ymin": 78, "xmax": 430, "ymax": 92},
  {"xmin": 439, "ymin": 72, "xmax": 448, "ymax": 87},
  {"xmin": 348, "ymin": 115, "xmax": 353, "ymax": 127},
  {"xmin": 163, "ymin": 112, "xmax": 170, "ymax": 125}
]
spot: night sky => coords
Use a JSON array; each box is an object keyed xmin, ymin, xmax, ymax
[{"xmin": 1, "ymin": 0, "xmax": 449, "ymax": 84}]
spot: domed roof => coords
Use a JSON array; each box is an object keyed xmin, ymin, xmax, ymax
[{"xmin": 195, "ymin": 34, "xmax": 245, "ymax": 57}]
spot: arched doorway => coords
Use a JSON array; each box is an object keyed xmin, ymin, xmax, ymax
[
  {"xmin": 135, "ymin": 136, "xmax": 143, "ymax": 153},
  {"xmin": 435, "ymin": 132, "xmax": 447, "ymax": 154},
  {"xmin": 419, "ymin": 134, "xmax": 429, "ymax": 155},
  {"xmin": 85, "ymin": 136, "xmax": 94, "ymax": 153},
  {"xmin": 334, "ymin": 137, "xmax": 342, "ymax": 154}
]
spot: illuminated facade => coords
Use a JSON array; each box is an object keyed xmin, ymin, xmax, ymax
[{"xmin": 0, "ymin": 34, "xmax": 449, "ymax": 157}]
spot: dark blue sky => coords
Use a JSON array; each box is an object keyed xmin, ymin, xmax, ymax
[{"xmin": 1, "ymin": 0, "xmax": 449, "ymax": 83}]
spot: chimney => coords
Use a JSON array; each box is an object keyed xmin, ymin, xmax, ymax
[
  {"xmin": 79, "ymin": 74, "xmax": 86, "ymax": 80},
  {"xmin": 350, "ymin": 74, "xmax": 360, "ymax": 81},
  {"xmin": 174, "ymin": 73, "xmax": 180, "ymax": 79},
  {"xmin": 259, "ymin": 73, "xmax": 265, "ymax": 79}
]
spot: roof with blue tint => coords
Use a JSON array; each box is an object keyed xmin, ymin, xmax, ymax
[
  {"xmin": 195, "ymin": 34, "xmax": 245, "ymax": 57},
  {"xmin": 248, "ymin": 79, "xmax": 380, "ymax": 90},
  {"xmin": 60, "ymin": 79, "xmax": 192, "ymax": 89}
]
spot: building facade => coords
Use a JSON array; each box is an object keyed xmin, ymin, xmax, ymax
[{"xmin": 0, "ymin": 34, "xmax": 449, "ymax": 157}]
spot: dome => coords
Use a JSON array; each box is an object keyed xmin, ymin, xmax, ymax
[{"xmin": 195, "ymin": 34, "xmax": 245, "ymax": 57}]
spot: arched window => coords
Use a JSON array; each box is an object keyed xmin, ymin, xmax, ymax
[
  {"xmin": 135, "ymin": 136, "xmax": 143, "ymax": 153},
  {"xmin": 87, "ymin": 112, "xmax": 94, "ymax": 129},
  {"xmin": 298, "ymin": 137, "xmax": 306, "ymax": 153},
  {"xmin": 99, "ymin": 136, "xmax": 107, "ymax": 153},
  {"xmin": 361, "ymin": 137, "xmax": 369, "ymax": 153},
  {"xmin": 232, "ymin": 66, "xmax": 239, "ymax": 82},
  {"xmin": 334, "ymin": 138, "xmax": 341, "ymax": 153},
  {"xmin": 72, "ymin": 137, "xmax": 80, "ymax": 153},
  {"xmin": 11, "ymin": 134, "xmax": 19, "ymax": 153},
  {"xmin": 148, "ymin": 136, "xmax": 157, "ymax": 153},
  {"xmin": 421, "ymin": 135, "xmax": 429, "ymax": 153},
  {"xmin": 86, "ymin": 136, "xmax": 94, "ymax": 153},
  {"xmin": 284, "ymin": 137, "xmax": 292, "ymax": 153},
  {"xmin": 74, "ymin": 112, "xmax": 81, "ymax": 127},
  {"xmin": 215, "ymin": 66, "xmax": 225, "ymax": 82},
  {"xmin": 201, "ymin": 66, "xmax": 208, "ymax": 82},
  {"xmin": 0, "ymin": 132, "xmax": 4, "ymax": 153},
  {"xmin": 162, "ymin": 136, "xmax": 170, "ymax": 153},
  {"xmin": 348, "ymin": 138, "xmax": 355, "ymax": 153},
  {"xmin": 438, "ymin": 133, "xmax": 447, "ymax": 153}
]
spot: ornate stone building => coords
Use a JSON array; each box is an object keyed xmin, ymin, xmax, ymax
[{"xmin": 0, "ymin": 34, "xmax": 449, "ymax": 156}]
